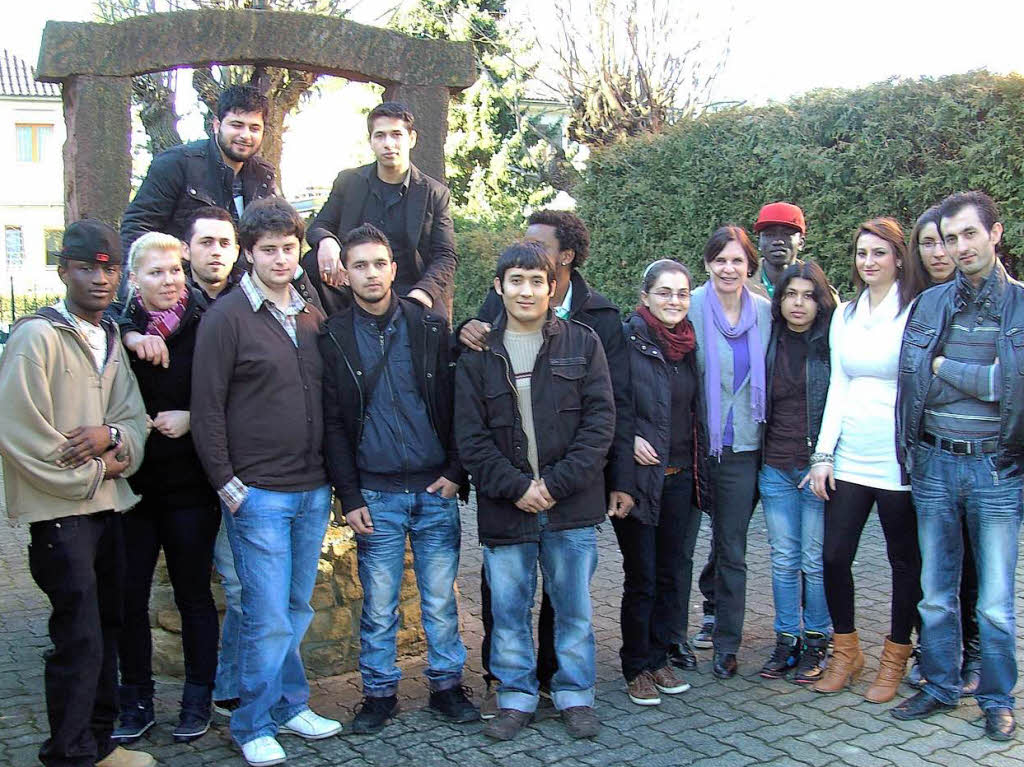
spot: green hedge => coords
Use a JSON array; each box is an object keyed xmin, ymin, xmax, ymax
[{"xmin": 576, "ymin": 71, "xmax": 1024, "ymax": 310}]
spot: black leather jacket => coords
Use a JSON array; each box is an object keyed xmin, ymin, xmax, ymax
[
  {"xmin": 897, "ymin": 262, "xmax": 1024, "ymax": 474},
  {"xmin": 121, "ymin": 138, "xmax": 276, "ymax": 259},
  {"xmin": 763, "ymin": 316, "xmax": 831, "ymax": 458},
  {"xmin": 454, "ymin": 311, "xmax": 615, "ymax": 546}
]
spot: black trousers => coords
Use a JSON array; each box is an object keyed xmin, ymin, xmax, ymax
[
  {"xmin": 822, "ymin": 479, "xmax": 922, "ymax": 644},
  {"xmin": 28, "ymin": 512, "xmax": 124, "ymax": 767},
  {"xmin": 118, "ymin": 497, "xmax": 220, "ymax": 697},
  {"xmin": 698, "ymin": 547, "xmax": 716, "ymax": 617},
  {"xmin": 480, "ymin": 567, "xmax": 557, "ymax": 686},
  {"xmin": 707, "ymin": 448, "xmax": 760, "ymax": 654},
  {"xmin": 611, "ymin": 471, "xmax": 699, "ymax": 680}
]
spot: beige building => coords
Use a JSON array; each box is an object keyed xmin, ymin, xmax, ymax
[{"xmin": 0, "ymin": 50, "xmax": 64, "ymax": 296}]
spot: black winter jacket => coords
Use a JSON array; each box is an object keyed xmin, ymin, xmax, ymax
[
  {"xmin": 623, "ymin": 314, "xmax": 711, "ymax": 525},
  {"xmin": 306, "ymin": 163, "xmax": 457, "ymax": 316},
  {"xmin": 454, "ymin": 311, "xmax": 615, "ymax": 546},
  {"xmin": 115, "ymin": 287, "xmax": 216, "ymax": 508},
  {"xmin": 763, "ymin": 316, "xmax": 831, "ymax": 458},
  {"xmin": 319, "ymin": 296, "xmax": 464, "ymax": 514},
  {"xmin": 120, "ymin": 137, "xmax": 276, "ymax": 260},
  {"xmin": 470, "ymin": 269, "xmax": 635, "ymax": 499},
  {"xmin": 897, "ymin": 263, "xmax": 1024, "ymax": 475}
]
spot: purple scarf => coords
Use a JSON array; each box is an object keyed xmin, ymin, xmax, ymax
[
  {"xmin": 701, "ymin": 285, "xmax": 766, "ymax": 457},
  {"xmin": 138, "ymin": 287, "xmax": 189, "ymax": 339}
]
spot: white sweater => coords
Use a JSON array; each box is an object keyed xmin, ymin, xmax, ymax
[{"xmin": 815, "ymin": 283, "xmax": 911, "ymax": 491}]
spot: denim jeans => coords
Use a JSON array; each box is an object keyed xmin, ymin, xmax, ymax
[
  {"xmin": 912, "ymin": 445, "xmax": 1023, "ymax": 710},
  {"xmin": 220, "ymin": 485, "xmax": 331, "ymax": 745},
  {"xmin": 758, "ymin": 464, "xmax": 831, "ymax": 636},
  {"xmin": 483, "ymin": 518, "xmax": 598, "ymax": 713},
  {"xmin": 212, "ymin": 521, "xmax": 241, "ymax": 702},
  {"xmin": 355, "ymin": 489, "xmax": 466, "ymax": 697}
]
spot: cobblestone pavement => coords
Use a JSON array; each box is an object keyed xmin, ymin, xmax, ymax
[{"xmin": 2, "ymin": 496, "xmax": 1023, "ymax": 766}]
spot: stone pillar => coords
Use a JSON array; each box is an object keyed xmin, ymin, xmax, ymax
[
  {"xmin": 61, "ymin": 75, "xmax": 131, "ymax": 228},
  {"xmin": 382, "ymin": 84, "xmax": 451, "ymax": 184}
]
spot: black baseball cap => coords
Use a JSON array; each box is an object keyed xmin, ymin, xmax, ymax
[{"xmin": 50, "ymin": 219, "xmax": 123, "ymax": 265}]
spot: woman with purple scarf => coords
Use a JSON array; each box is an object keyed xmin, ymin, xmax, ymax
[
  {"xmin": 111, "ymin": 232, "xmax": 220, "ymax": 745},
  {"xmin": 689, "ymin": 226, "xmax": 772, "ymax": 679}
]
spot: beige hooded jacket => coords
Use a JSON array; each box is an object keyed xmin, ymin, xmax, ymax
[{"xmin": 0, "ymin": 307, "xmax": 148, "ymax": 524}]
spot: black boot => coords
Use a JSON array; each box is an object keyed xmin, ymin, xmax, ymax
[
  {"xmin": 759, "ymin": 633, "xmax": 801, "ymax": 679},
  {"xmin": 173, "ymin": 681, "xmax": 212, "ymax": 743},
  {"xmin": 112, "ymin": 684, "xmax": 155, "ymax": 744}
]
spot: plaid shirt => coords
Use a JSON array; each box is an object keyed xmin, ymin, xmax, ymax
[
  {"xmin": 239, "ymin": 271, "xmax": 307, "ymax": 346},
  {"xmin": 218, "ymin": 272, "xmax": 310, "ymax": 510}
]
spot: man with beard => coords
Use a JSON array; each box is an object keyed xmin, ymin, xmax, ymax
[
  {"xmin": 119, "ymin": 86, "xmax": 276, "ymax": 298},
  {"xmin": 319, "ymin": 224, "xmax": 476, "ymax": 734}
]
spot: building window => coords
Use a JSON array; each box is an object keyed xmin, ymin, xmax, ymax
[
  {"xmin": 45, "ymin": 229, "xmax": 64, "ymax": 268},
  {"xmin": 5, "ymin": 226, "xmax": 24, "ymax": 270},
  {"xmin": 16, "ymin": 123, "xmax": 54, "ymax": 163}
]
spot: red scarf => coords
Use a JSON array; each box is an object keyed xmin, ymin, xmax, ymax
[{"xmin": 637, "ymin": 305, "xmax": 696, "ymax": 362}]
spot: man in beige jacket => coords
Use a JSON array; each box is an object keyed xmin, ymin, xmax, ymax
[{"xmin": 0, "ymin": 219, "xmax": 151, "ymax": 767}]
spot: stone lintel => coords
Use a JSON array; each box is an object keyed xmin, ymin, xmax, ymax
[{"xmin": 37, "ymin": 10, "xmax": 476, "ymax": 91}]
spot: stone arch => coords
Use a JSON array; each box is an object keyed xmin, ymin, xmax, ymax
[{"xmin": 36, "ymin": 9, "xmax": 476, "ymax": 227}]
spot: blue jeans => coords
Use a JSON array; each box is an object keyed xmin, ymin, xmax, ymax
[
  {"xmin": 912, "ymin": 445, "xmax": 1023, "ymax": 710},
  {"xmin": 356, "ymin": 489, "xmax": 466, "ymax": 697},
  {"xmin": 483, "ymin": 519, "xmax": 598, "ymax": 713},
  {"xmin": 220, "ymin": 485, "xmax": 332, "ymax": 745},
  {"xmin": 212, "ymin": 522, "xmax": 241, "ymax": 701},
  {"xmin": 758, "ymin": 464, "xmax": 831, "ymax": 636}
]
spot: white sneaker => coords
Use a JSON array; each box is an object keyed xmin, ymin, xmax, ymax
[
  {"xmin": 279, "ymin": 709, "xmax": 342, "ymax": 740},
  {"xmin": 241, "ymin": 736, "xmax": 286, "ymax": 767}
]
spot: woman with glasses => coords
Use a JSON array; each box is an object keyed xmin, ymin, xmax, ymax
[{"xmin": 615, "ymin": 258, "xmax": 708, "ymax": 705}]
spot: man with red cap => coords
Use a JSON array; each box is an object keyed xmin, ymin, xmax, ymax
[{"xmin": 748, "ymin": 202, "xmax": 807, "ymax": 298}]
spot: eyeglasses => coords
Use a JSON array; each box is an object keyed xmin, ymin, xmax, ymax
[{"xmin": 648, "ymin": 289, "xmax": 690, "ymax": 301}]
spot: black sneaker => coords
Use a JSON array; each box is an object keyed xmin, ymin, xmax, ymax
[
  {"xmin": 351, "ymin": 695, "xmax": 398, "ymax": 735},
  {"xmin": 793, "ymin": 632, "xmax": 828, "ymax": 685},
  {"xmin": 760, "ymin": 633, "xmax": 801, "ymax": 679},
  {"xmin": 173, "ymin": 709, "xmax": 211, "ymax": 743},
  {"xmin": 428, "ymin": 685, "xmax": 480, "ymax": 723},
  {"xmin": 692, "ymin": 615, "xmax": 715, "ymax": 650},
  {"xmin": 111, "ymin": 699, "xmax": 155, "ymax": 744}
]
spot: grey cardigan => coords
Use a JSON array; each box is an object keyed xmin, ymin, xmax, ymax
[{"xmin": 689, "ymin": 284, "xmax": 772, "ymax": 454}]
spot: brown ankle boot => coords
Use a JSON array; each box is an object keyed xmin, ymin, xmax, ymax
[
  {"xmin": 864, "ymin": 636, "xmax": 913, "ymax": 703},
  {"xmin": 813, "ymin": 631, "xmax": 864, "ymax": 694}
]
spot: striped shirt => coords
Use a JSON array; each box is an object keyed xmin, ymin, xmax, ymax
[{"xmin": 923, "ymin": 264, "xmax": 1005, "ymax": 440}]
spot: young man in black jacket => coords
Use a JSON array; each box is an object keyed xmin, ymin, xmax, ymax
[
  {"xmin": 455, "ymin": 241, "xmax": 615, "ymax": 742},
  {"xmin": 459, "ymin": 210, "xmax": 639, "ymax": 701},
  {"xmin": 319, "ymin": 224, "xmax": 477, "ymax": 734},
  {"xmin": 120, "ymin": 87, "xmax": 276, "ymax": 298},
  {"xmin": 304, "ymin": 102, "xmax": 457, "ymax": 317}
]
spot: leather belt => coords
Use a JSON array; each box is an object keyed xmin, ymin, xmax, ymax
[{"xmin": 922, "ymin": 431, "xmax": 998, "ymax": 456}]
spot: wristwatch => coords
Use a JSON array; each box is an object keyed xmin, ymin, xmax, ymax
[{"xmin": 108, "ymin": 425, "xmax": 122, "ymax": 451}]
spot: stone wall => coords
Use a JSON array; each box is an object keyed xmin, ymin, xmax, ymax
[{"xmin": 150, "ymin": 524, "xmax": 425, "ymax": 680}]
